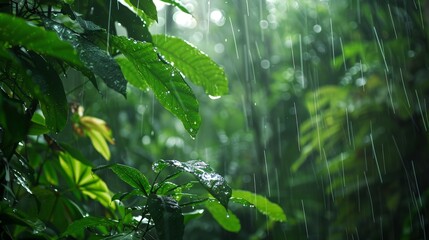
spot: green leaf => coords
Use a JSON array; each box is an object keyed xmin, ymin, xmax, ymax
[
  {"xmin": 43, "ymin": 19, "xmax": 127, "ymax": 97},
  {"xmin": 111, "ymin": 36, "xmax": 200, "ymax": 137},
  {"xmin": 19, "ymin": 52, "xmax": 68, "ymax": 133},
  {"xmin": 153, "ymin": 35, "xmax": 228, "ymax": 96},
  {"xmin": 116, "ymin": 56, "xmax": 148, "ymax": 90},
  {"xmin": 148, "ymin": 194, "xmax": 184, "ymax": 240},
  {"xmin": 59, "ymin": 152, "xmax": 112, "ymax": 207},
  {"xmin": 28, "ymin": 112, "xmax": 50, "ymax": 135},
  {"xmin": 205, "ymin": 200, "xmax": 240, "ymax": 232},
  {"xmin": 183, "ymin": 209, "xmax": 204, "ymax": 224},
  {"xmin": 231, "ymin": 189, "xmax": 286, "ymax": 222},
  {"xmin": 161, "ymin": 160, "xmax": 231, "ymax": 209},
  {"xmin": 86, "ymin": 128, "xmax": 111, "ymax": 160},
  {"xmin": 0, "ymin": 13, "xmax": 82, "ymax": 66},
  {"xmin": 0, "ymin": 202, "xmax": 46, "ymax": 232},
  {"xmin": 127, "ymin": 0, "xmax": 158, "ymax": 21},
  {"xmin": 93, "ymin": 163, "xmax": 151, "ymax": 196},
  {"xmin": 159, "ymin": 0, "xmax": 190, "ymax": 14},
  {"xmin": 63, "ymin": 216, "xmax": 117, "ymax": 237}
]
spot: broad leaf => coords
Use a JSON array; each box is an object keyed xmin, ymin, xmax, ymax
[
  {"xmin": 161, "ymin": 160, "xmax": 231, "ymax": 208},
  {"xmin": 153, "ymin": 35, "xmax": 228, "ymax": 96},
  {"xmin": 0, "ymin": 202, "xmax": 46, "ymax": 232},
  {"xmin": 59, "ymin": 152, "xmax": 112, "ymax": 207},
  {"xmin": 43, "ymin": 19, "xmax": 127, "ymax": 97},
  {"xmin": 116, "ymin": 56, "xmax": 148, "ymax": 90},
  {"xmin": 205, "ymin": 200, "xmax": 240, "ymax": 232},
  {"xmin": 231, "ymin": 189, "xmax": 286, "ymax": 222},
  {"xmin": 0, "ymin": 13, "xmax": 82, "ymax": 66},
  {"xmin": 111, "ymin": 36, "xmax": 200, "ymax": 137},
  {"xmin": 93, "ymin": 164, "xmax": 151, "ymax": 196},
  {"xmin": 127, "ymin": 0, "xmax": 158, "ymax": 21},
  {"xmin": 63, "ymin": 216, "xmax": 118, "ymax": 237},
  {"xmin": 19, "ymin": 52, "xmax": 68, "ymax": 133},
  {"xmin": 148, "ymin": 194, "xmax": 184, "ymax": 240},
  {"xmin": 160, "ymin": 0, "xmax": 190, "ymax": 14}
]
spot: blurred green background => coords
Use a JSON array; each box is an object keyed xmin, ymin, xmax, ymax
[{"xmin": 63, "ymin": 0, "xmax": 429, "ymax": 239}]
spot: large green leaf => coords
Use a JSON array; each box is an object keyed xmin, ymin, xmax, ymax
[
  {"xmin": 153, "ymin": 35, "xmax": 228, "ymax": 97},
  {"xmin": 93, "ymin": 163, "xmax": 151, "ymax": 196},
  {"xmin": 59, "ymin": 152, "xmax": 112, "ymax": 207},
  {"xmin": 0, "ymin": 202, "xmax": 46, "ymax": 232},
  {"xmin": 160, "ymin": 160, "xmax": 231, "ymax": 209},
  {"xmin": 62, "ymin": 216, "xmax": 118, "ymax": 237},
  {"xmin": 148, "ymin": 194, "xmax": 184, "ymax": 240},
  {"xmin": 43, "ymin": 19, "xmax": 127, "ymax": 96},
  {"xmin": 231, "ymin": 189, "xmax": 286, "ymax": 222},
  {"xmin": 111, "ymin": 36, "xmax": 200, "ymax": 137},
  {"xmin": 0, "ymin": 13, "xmax": 82, "ymax": 66},
  {"xmin": 127, "ymin": 0, "xmax": 158, "ymax": 21},
  {"xmin": 204, "ymin": 200, "xmax": 240, "ymax": 232},
  {"xmin": 19, "ymin": 52, "xmax": 69, "ymax": 133}
]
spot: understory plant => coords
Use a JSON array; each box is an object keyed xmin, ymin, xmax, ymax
[{"xmin": 0, "ymin": 0, "xmax": 285, "ymax": 239}]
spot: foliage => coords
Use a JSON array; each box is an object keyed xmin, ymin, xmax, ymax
[{"xmin": 0, "ymin": 0, "xmax": 285, "ymax": 239}]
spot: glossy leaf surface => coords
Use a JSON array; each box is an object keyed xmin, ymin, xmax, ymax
[
  {"xmin": 153, "ymin": 35, "xmax": 228, "ymax": 96},
  {"xmin": 112, "ymin": 36, "xmax": 200, "ymax": 137},
  {"xmin": 232, "ymin": 189, "xmax": 286, "ymax": 222},
  {"xmin": 159, "ymin": 160, "xmax": 231, "ymax": 209},
  {"xmin": 205, "ymin": 200, "xmax": 240, "ymax": 232}
]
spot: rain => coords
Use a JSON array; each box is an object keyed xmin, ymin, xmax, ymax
[{"xmin": 2, "ymin": 0, "xmax": 427, "ymax": 239}]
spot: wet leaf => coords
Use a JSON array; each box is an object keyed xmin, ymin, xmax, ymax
[
  {"xmin": 183, "ymin": 209, "xmax": 204, "ymax": 224},
  {"xmin": 63, "ymin": 216, "xmax": 117, "ymax": 237},
  {"xmin": 161, "ymin": 160, "xmax": 231, "ymax": 209},
  {"xmin": 127, "ymin": 0, "xmax": 158, "ymax": 21},
  {"xmin": 205, "ymin": 200, "xmax": 240, "ymax": 232},
  {"xmin": 43, "ymin": 19, "xmax": 127, "ymax": 97},
  {"xmin": 0, "ymin": 202, "xmax": 46, "ymax": 232},
  {"xmin": 153, "ymin": 35, "xmax": 228, "ymax": 96},
  {"xmin": 231, "ymin": 189, "xmax": 286, "ymax": 222},
  {"xmin": 0, "ymin": 13, "xmax": 82, "ymax": 66},
  {"xmin": 93, "ymin": 163, "xmax": 151, "ymax": 196},
  {"xmin": 159, "ymin": 0, "xmax": 190, "ymax": 14},
  {"xmin": 148, "ymin": 194, "xmax": 184, "ymax": 240},
  {"xmin": 116, "ymin": 56, "xmax": 149, "ymax": 90},
  {"xmin": 19, "ymin": 52, "xmax": 68, "ymax": 133},
  {"xmin": 59, "ymin": 152, "xmax": 112, "ymax": 207},
  {"xmin": 111, "ymin": 36, "xmax": 200, "ymax": 137}
]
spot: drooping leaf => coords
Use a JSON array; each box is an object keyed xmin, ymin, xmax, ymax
[
  {"xmin": 43, "ymin": 19, "xmax": 127, "ymax": 97},
  {"xmin": 19, "ymin": 52, "xmax": 68, "ymax": 133},
  {"xmin": 148, "ymin": 194, "xmax": 184, "ymax": 240},
  {"xmin": 111, "ymin": 36, "xmax": 200, "ymax": 137},
  {"xmin": 159, "ymin": 0, "xmax": 190, "ymax": 14},
  {"xmin": 79, "ymin": 115, "xmax": 114, "ymax": 160},
  {"xmin": 93, "ymin": 163, "xmax": 151, "ymax": 196},
  {"xmin": 59, "ymin": 152, "xmax": 112, "ymax": 207},
  {"xmin": 153, "ymin": 35, "xmax": 228, "ymax": 96},
  {"xmin": 205, "ymin": 200, "xmax": 240, "ymax": 232},
  {"xmin": 62, "ymin": 216, "xmax": 118, "ymax": 237},
  {"xmin": 0, "ymin": 13, "xmax": 82, "ymax": 66},
  {"xmin": 231, "ymin": 189, "xmax": 286, "ymax": 222},
  {"xmin": 160, "ymin": 160, "xmax": 231, "ymax": 209}
]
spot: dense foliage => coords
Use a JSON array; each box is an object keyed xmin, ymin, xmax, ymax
[{"xmin": 0, "ymin": 0, "xmax": 285, "ymax": 239}]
